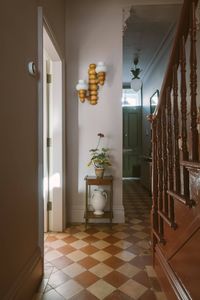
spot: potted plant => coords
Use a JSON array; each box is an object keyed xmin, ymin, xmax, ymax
[{"xmin": 88, "ymin": 133, "xmax": 111, "ymax": 178}]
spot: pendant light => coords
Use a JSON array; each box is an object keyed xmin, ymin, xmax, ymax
[{"xmin": 130, "ymin": 57, "xmax": 142, "ymax": 92}]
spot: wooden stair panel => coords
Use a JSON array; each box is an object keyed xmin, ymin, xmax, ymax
[
  {"xmin": 169, "ymin": 228, "xmax": 200, "ymax": 300},
  {"xmin": 158, "ymin": 199, "xmax": 199, "ymax": 259}
]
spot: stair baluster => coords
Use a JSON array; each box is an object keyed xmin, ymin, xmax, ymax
[
  {"xmin": 166, "ymin": 88, "xmax": 176, "ymax": 227},
  {"xmin": 162, "ymin": 101, "xmax": 169, "ymax": 216},
  {"xmin": 180, "ymin": 35, "xmax": 190, "ymax": 198},
  {"xmin": 172, "ymin": 65, "xmax": 181, "ymax": 193},
  {"xmin": 157, "ymin": 114, "xmax": 164, "ymax": 239},
  {"xmin": 190, "ymin": 2, "xmax": 199, "ymax": 162}
]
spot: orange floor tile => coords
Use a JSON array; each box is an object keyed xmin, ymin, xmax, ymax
[{"xmin": 34, "ymin": 179, "xmax": 167, "ymax": 300}]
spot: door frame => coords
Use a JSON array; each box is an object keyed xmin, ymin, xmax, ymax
[{"xmin": 37, "ymin": 7, "xmax": 66, "ymax": 251}]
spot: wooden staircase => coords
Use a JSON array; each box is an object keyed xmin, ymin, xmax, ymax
[{"xmin": 150, "ymin": 0, "xmax": 200, "ymax": 299}]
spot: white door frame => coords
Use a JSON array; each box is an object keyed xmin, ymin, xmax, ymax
[{"xmin": 37, "ymin": 7, "xmax": 66, "ymax": 251}]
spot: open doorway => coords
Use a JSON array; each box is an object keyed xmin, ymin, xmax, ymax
[
  {"xmin": 37, "ymin": 8, "xmax": 66, "ymax": 254},
  {"xmin": 122, "ymin": 3, "xmax": 181, "ymax": 189},
  {"xmin": 43, "ymin": 27, "xmax": 64, "ymax": 233},
  {"xmin": 122, "ymin": 89, "xmax": 142, "ymax": 179}
]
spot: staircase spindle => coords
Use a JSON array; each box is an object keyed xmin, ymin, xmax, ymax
[
  {"xmin": 157, "ymin": 114, "xmax": 164, "ymax": 237},
  {"xmin": 180, "ymin": 35, "xmax": 189, "ymax": 196},
  {"xmin": 152, "ymin": 120, "xmax": 159, "ymax": 244},
  {"xmin": 173, "ymin": 65, "xmax": 181, "ymax": 193},
  {"xmin": 162, "ymin": 104, "xmax": 168, "ymax": 215},
  {"xmin": 166, "ymin": 87, "xmax": 175, "ymax": 222},
  {"xmin": 190, "ymin": 2, "xmax": 199, "ymax": 162}
]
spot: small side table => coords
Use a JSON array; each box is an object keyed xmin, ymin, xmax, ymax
[{"xmin": 84, "ymin": 175, "xmax": 113, "ymax": 229}]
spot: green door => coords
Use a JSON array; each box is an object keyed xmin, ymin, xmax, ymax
[{"xmin": 123, "ymin": 106, "xmax": 142, "ymax": 177}]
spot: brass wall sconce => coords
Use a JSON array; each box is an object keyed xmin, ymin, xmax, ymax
[{"xmin": 76, "ymin": 62, "xmax": 107, "ymax": 105}]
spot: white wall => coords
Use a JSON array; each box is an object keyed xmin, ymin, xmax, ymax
[
  {"xmin": 65, "ymin": 0, "xmax": 126, "ymax": 223},
  {"xmin": 65, "ymin": 0, "xmax": 183, "ymax": 223}
]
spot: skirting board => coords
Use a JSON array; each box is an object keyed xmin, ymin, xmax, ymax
[
  {"xmin": 70, "ymin": 206, "xmax": 125, "ymax": 223},
  {"xmin": 3, "ymin": 247, "xmax": 43, "ymax": 300}
]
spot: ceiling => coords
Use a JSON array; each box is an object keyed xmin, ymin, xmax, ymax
[{"xmin": 123, "ymin": 3, "xmax": 182, "ymax": 85}]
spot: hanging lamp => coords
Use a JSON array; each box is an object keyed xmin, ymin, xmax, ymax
[{"xmin": 130, "ymin": 57, "xmax": 142, "ymax": 92}]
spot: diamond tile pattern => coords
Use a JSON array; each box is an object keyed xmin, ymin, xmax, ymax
[{"xmin": 34, "ymin": 180, "xmax": 166, "ymax": 300}]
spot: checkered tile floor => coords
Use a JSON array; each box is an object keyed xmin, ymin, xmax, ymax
[{"xmin": 34, "ymin": 179, "xmax": 167, "ymax": 300}]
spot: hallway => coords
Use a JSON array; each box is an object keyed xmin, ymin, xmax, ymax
[{"xmin": 35, "ymin": 180, "xmax": 166, "ymax": 300}]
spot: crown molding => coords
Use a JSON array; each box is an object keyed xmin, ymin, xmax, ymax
[
  {"xmin": 123, "ymin": 7, "xmax": 131, "ymax": 35},
  {"xmin": 122, "ymin": 0, "xmax": 183, "ymax": 7}
]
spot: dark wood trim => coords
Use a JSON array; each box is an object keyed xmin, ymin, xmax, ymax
[
  {"xmin": 155, "ymin": 246, "xmax": 192, "ymax": 300},
  {"xmin": 158, "ymin": 210, "xmax": 177, "ymax": 229},
  {"xmin": 172, "ymin": 64, "xmax": 181, "ymax": 193},
  {"xmin": 166, "ymin": 87, "xmax": 175, "ymax": 223},
  {"xmin": 84, "ymin": 175, "xmax": 113, "ymax": 185},
  {"xmin": 167, "ymin": 218, "xmax": 200, "ymax": 261},
  {"xmin": 181, "ymin": 160, "xmax": 200, "ymax": 170},
  {"xmin": 151, "ymin": 120, "xmax": 159, "ymax": 249},
  {"xmin": 167, "ymin": 190, "xmax": 195, "ymax": 207},
  {"xmin": 152, "ymin": 0, "xmax": 198, "ymax": 118},
  {"xmin": 190, "ymin": 2, "xmax": 199, "ymax": 162},
  {"xmin": 157, "ymin": 116, "xmax": 164, "ymax": 237},
  {"xmin": 150, "ymin": 1, "xmax": 200, "ymax": 299},
  {"xmin": 152, "ymin": 228, "xmax": 166, "ymax": 245},
  {"xmin": 180, "ymin": 35, "xmax": 190, "ymax": 197},
  {"xmin": 162, "ymin": 105, "xmax": 169, "ymax": 215}
]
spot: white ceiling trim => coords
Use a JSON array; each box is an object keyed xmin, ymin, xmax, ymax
[
  {"xmin": 123, "ymin": 7, "xmax": 131, "ymax": 35},
  {"xmin": 122, "ymin": 0, "xmax": 183, "ymax": 8}
]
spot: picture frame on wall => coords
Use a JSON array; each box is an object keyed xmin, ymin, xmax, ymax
[{"xmin": 150, "ymin": 89, "xmax": 159, "ymax": 114}]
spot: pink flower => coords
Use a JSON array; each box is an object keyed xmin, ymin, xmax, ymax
[{"xmin": 98, "ymin": 133, "xmax": 104, "ymax": 138}]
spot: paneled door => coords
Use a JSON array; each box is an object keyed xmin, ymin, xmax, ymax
[{"xmin": 123, "ymin": 106, "xmax": 142, "ymax": 177}]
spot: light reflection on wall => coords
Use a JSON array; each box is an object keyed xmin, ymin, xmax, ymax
[{"xmin": 43, "ymin": 172, "xmax": 61, "ymax": 197}]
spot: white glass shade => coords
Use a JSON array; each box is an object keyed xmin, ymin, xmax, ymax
[
  {"xmin": 131, "ymin": 78, "xmax": 142, "ymax": 92},
  {"xmin": 76, "ymin": 79, "xmax": 88, "ymax": 91},
  {"xmin": 96, "ymin": 62, "xmax": 107, "ymax": 73}
]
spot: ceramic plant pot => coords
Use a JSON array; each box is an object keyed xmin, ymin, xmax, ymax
[
  {"xmin": 91, "ymin": 188, "xmax": 107, "ymax": 215},
  {"xmin": 95, "ymin": 167, "xmax": 104, "ymax": 178}
]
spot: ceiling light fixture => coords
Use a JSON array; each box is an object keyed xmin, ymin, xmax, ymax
[{"xmin": 130, "ymin": 57, "xmax": 142, "ymax": 92}]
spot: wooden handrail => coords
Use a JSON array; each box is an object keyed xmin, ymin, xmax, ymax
[
  {"xmin": 151, "ymin": 0, "xmax": 199, "ymax": 251},
  {"xmin": 153, "ymin": 0, "xmax": 198, "ymax": 119}
]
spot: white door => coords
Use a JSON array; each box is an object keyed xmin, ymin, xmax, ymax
[
  {"xmin": 43, "ymin": 27, "xmax": 64, "ymax": 232},
  {"xmin": 43, "ymin": 56, "xmax": 52, "ymax": 232}
]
